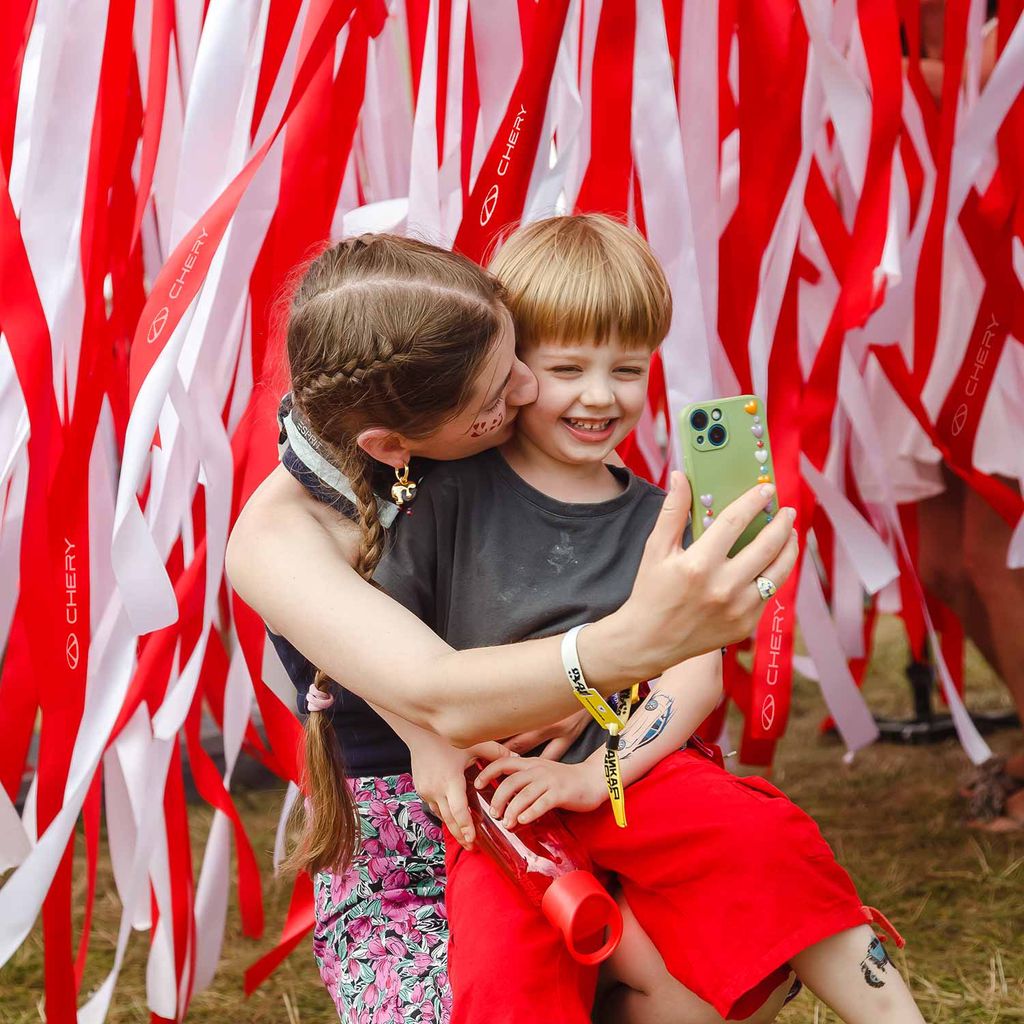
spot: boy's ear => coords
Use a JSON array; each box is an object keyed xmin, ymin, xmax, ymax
[{"xmin": 356, "ymin": 428, "xmax": 412, "ymax": 469}]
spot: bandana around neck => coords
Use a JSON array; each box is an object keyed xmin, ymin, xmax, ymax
[{"xmin": 276, "ymin": 393, "xmax": 399, "ymax": 528}]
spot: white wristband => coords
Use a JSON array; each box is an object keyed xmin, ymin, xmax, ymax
[
  {"xmin": 561, "ymin": 623, "xmax": 624, "ymax": 730},
  {"xmin": 560, "ymin": 624, "xmax": 591, "ymax": 695}
]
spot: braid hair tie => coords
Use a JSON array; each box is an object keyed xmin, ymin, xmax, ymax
[{"xmin": 306, "ymin": 681, "xmax": 336, "ymax": 713}]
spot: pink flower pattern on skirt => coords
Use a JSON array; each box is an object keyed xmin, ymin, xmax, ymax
[{"xmin": 313, "ymin": 773, "xmax": 451, "ymax": 1023}]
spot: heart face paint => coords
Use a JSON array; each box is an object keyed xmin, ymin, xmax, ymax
[{"xmin": 470, "ymin": 409, "xmax": 506, "ymax": 438}]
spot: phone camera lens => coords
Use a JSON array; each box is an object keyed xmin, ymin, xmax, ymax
[
  {"xmin": 711, "ymin": 408, "xmax": 722, "ymax": 421},
  {"xmin": 690, "ymin": 409, "xmax": 709, "ymax": 431},
  {"xmin": 708, "ymin": 424, "xmax": 727, "ymax": 447},
  {"xmin": 696, "ymin": 435, "xmax": 704, "ymax": 444}
]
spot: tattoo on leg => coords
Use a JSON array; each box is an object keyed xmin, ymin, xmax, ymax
[
  {"xmin": 859, "ymin": 937, "xmax": 891, "ymax": 989},
  {"xmin": 618, "ymin": 693, "xmax": 675, "ymax": 758}
]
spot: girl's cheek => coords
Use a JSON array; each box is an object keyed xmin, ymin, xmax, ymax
[{"xmin": 470, "ymin": 406, "xmax": 506, "ymax": 438}]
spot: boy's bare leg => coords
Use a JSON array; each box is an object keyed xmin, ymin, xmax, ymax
[
  {"xmin": 594, "ymin": 894, "xmax": 789, "ymax": 1024},
  {"xmin": 790, "ymin": 926, "xmax": 925, "ymax": 1023}
]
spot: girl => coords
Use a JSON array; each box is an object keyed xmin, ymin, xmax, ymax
[
  {"xmin": 225, "ymin": 233, "xmax": 800, "ymax": 1021},
  {"xmin": 372, "ymin": 215, "xmax": 927, "ymax": 1024}
]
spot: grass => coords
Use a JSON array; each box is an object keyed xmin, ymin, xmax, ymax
[{"xmin": 2, "ymin": 616, "xmax": 1022, "ymax": 1022}]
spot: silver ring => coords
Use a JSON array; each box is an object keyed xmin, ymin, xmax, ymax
[{"xmin": 756, "ymin": 575, "xmax": 778, "ymax": 601}]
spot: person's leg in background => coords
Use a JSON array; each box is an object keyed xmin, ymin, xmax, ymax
[
  {"xmin": 963, "ymin": 478, "xmax": 1024, "ymax": 727},
  {"xmin": 918, "ymin": 465, "xmax": 1024, "ymax": 826},
  {"xmin": 917, "ymin": 467, "xmax": 1024, "ymax": 720}
]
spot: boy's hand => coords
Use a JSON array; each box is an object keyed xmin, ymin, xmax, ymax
[
  {"xmin": 474, "ymin": 756, "xmax": 606, "ymax": 828},
  {"xmin": 410, "ymin": 739, "xmax": 513, "ymax": 849},
  {"xmin": 503, "ymin": 708, "xmax": 591, "ymax": 759}
]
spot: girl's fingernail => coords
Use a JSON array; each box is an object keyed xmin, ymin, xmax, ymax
[
  {"xmin": 785, "ymin": 507, "xmax": 796, "ymax": 523},
  {"xmin": 462, "ymin": 828, "xmax": 473, "ymax": 843},
  {"xmin": 759, "ymin": 484, "xmax": 776, "ymax": 498}
]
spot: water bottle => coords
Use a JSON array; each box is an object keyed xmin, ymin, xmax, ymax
[{"xmin": 465, "ymin": 763, "xmax": 623, "ymax": 965}]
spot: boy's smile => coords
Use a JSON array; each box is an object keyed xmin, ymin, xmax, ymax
[{"xmin": 561, "ymin": 416, "xmax": 618, "ymax": 443}]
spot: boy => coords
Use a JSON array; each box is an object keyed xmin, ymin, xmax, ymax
[
  {"xmin": 375, "ymin": 215, "xmax": 793, "ymax": 1024},
  {"xmin": 376, "ymin": 216, "xmax": 911, "ymax": 1024}
]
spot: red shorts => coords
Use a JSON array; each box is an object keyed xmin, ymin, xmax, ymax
[{"xmin": 445, "ymin": 748, "xmax": 870, "ymax": 1023}]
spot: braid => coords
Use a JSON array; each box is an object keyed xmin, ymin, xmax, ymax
[
  {"xmin": 281, "ymin": 668, "xmax": 361, "ymax": 877},
  {"xmin": 292, "ymin": 351, "xmax": 399, "ymax": 397},
  {"xmin": 348, "ymin": 459, "xmax": 388, "ymax": 580}
]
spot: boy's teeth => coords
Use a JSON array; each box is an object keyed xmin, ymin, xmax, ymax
[{"xmin": 567, "ymin": 418, "xmax": 611, "ymax": 431}]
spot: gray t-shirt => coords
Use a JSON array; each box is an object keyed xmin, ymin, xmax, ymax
[{"xmin": 374, "ymin": 448, "xmax": 668, "ymax": 763}]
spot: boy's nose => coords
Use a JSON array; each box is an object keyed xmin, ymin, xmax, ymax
[
  {"xmin": 506, "ymin": 357, "xmax": 538, "ymax": 407},
  {"xmin": 580, "ymin": 380, "xmax": 615, "ymax": 408}
]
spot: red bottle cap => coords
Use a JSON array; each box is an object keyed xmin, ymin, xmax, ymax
[{"xmin": 540, "ymin": 869, "xmax": 623, "ymax": 965}]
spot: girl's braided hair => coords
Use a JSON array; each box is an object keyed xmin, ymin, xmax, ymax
[{"xmin": 282, "ymin": 233, "xmax": 506, "ymax": 877}]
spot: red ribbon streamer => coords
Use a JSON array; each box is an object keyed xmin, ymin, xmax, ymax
[{"xmin": 454, "ymin": 0, "xmax": 570, "ymax": 263}]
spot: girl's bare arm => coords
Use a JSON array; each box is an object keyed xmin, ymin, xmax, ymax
[{"xmin": 226, "ymin": 464, "xmax": 797, "ymax": 745}]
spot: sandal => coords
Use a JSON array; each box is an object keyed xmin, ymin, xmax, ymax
[
  {"xmin": 968, "ymin": 815, "xmax": 1024, "ymax": 833},
  {"xmin": 965, "ymin": 777, "xmax": 1024, "ymax": 832},
  {"xmin": 959, "ymin": 756, "xmax": 1024, "ymax": 819}
]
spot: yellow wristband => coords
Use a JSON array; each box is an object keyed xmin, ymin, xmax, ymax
[
  {"xmin": 604, "ymin": 728, "xmax": 627, "ymax": 828},
  {"xmin": 562, "ymin": 625, "xmax": 629, "ymax": 827}
]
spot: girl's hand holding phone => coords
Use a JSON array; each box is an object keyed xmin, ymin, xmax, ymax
[{"xmin": 609, "ymin": 473, "xmax": 797, "ymax": 678}]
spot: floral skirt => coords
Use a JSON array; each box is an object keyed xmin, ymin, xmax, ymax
[{"xmin": 313, "ymin": 773, "xmax": 452, "ymax": 1023}]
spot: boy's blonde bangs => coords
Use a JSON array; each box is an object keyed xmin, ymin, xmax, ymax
[{"xmin": 489, "ymin": 215, "xmax": 672, "ymax": 351}]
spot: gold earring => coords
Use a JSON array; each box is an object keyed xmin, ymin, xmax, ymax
[{"xmin": 391, "ymin": 465, "xmax": 418, "ymax": 508}]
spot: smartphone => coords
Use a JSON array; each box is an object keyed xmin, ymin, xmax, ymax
[{"xmin": 679, "ymin": 395, "xmax": 777, "ymax": 557}]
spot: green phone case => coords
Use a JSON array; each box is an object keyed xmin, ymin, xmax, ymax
[{"xmin": 679, "ymin": 395, "xmax": 776, "ymax": 557}]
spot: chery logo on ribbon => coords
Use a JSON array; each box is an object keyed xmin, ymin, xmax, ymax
[
  {"xmin": 480, "ymin": 184, "xmax": 500, "ymax": 227},
  {"xmin": 497, "ymin": 105, "xmax": 527, "ymax": 177},
  {"xmin": 477, "ymin": 105, "xmax": 526, "ymax": 227},
  {"xmin": 950, "ymin": 404, "xmax": 969, "ymax": 437},
  {"xmin": 147, "ymin": 306, "xmax": 169, "ymax": 344},
  {"xmin": 146, "ymin": 227, "xmax": 210, "ymax": 344},
  {"xmin": 760, "ymin": 693, "xmax": 776, "ymax": 732},
  {"xmin": 64, "ymin": 538, "xmax": 80, "ymax": 670},
  {"xmin": 765, "ymin": 600, "xmax": 785, "ymax": 687},
  {"xmin": 66, "ymin": 633, "xmax": 80, "ymax": 670},
  {"xmin": 169, "ymin": 227, "xmax": 209, "ymax": 300},
  {"xmin": 947, "ymin": 313, "xmax": 998, "ymax": 436}
]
